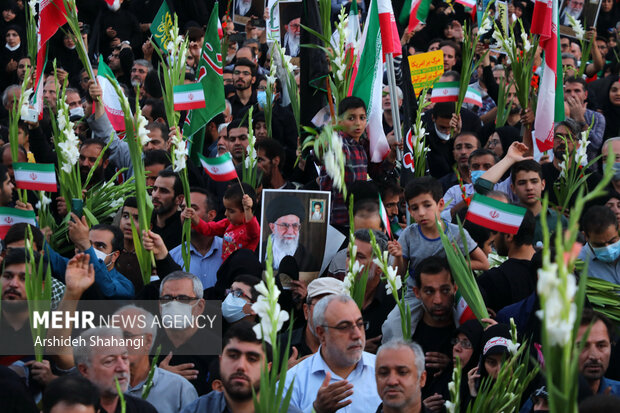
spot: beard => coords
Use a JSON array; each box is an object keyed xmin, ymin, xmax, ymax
[
  {"xmin": 222, "ymin": 372, "xmax": 259, "ymax": 401},
  {"xmin": 272, "ymin": 233, "xmax": 299, "ymax": 269},
  {"xmin": 284, "ymin": 32, "xmax": 300, "ymax": 56},
  {"xmin": 564, "ymin": 6, "xmax": 581, "ymax": 19},
  {"xmin": 81, "ymin": 165, "xmax": 105, "ymax": 186}
]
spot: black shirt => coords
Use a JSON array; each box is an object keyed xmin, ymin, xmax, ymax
[
  {"xmin": 362, "ymin": 282, "xmax": 396, "ymax": 342},
  {"xmin": 229, "ymin": 90, "xmax": 258, "ymax": 121},
  {"xmin": 477, "ymin": 258, "xmax": 537, "ymax": 314},
  {"xmin": 96, "ymin": 394, "xmax": 158, "ymax": 413},
  {"xmin": 152, "ymin": 211, "xmax": 183, "ymax": 251},
  {"xmin": 412, "ymin": 320, "xmax": 455, "ymax": 399}
]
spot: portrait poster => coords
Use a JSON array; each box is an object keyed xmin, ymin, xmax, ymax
[
  {"xmin": 233, "ymin": 0, "xmax": 265, "ymax": 27},
  {"xmin": 260, "ymin": 189, "xmax": 331, "ymax": 283},
  {"xmin": 279, "ymin": 1, "xmax": 302, "ymax": 57},
  {"xmin": 559, "ymin": 0, "xmax": 602, "ymax": 39}
]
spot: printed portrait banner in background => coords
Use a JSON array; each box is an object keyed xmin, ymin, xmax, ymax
[
  {"xmin": 233, "ymin": 0, "xmax": 266, "ymax": 26},
  {"xmin": 260, "ymin": 189, "xmax": 331, "ymax": 283},
  {"xmin": 558, "ymin": 0, "xmax": 602, "ymax": 39},
  {"xmin": 408, "ymin": 50, "xmax": 444, "ymax": 97}
]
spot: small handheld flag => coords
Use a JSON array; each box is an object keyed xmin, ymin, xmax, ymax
[
  {"xmin": 0, "ymin": 207, "xmax": 37, "ymax": 239},
  {"xmin": 198, "ymin": 153, "xmax": 238, "ymax": 182},
  {"xmin": 378, "ymin": 193, "xmax": 392, "ymax": 239},
  {"xmin": 431, "ymin": 81, "xmax": 460, "ymax": 103},
  {"xmin": 173, "ymin": 84, "xmax": 206, "ymax": 111},
  {"xmin": 465, "ymin": 194, "xmax": 526, "ymax": 234},
  {"xmin": 14, "ymin": 163, "xmax": 57, "ymax": 192}
]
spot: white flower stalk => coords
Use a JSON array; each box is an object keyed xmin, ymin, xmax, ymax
[
  {"xmin": 35, "ymin": 193, "xmax": 51, "ymax": 210},
  {"xmin": 478, "ymin": 17, "xmax": 492, "ymax": 36},
  {"xmin": 170, "ymin": 132, "xmax": 188, "ymax": 173},
  {"xmin": 266, "ymin": 62, "xmax": 277, "ymax": 85},
  {"xmin": 20, "ymin": 88, "xmax": 33, "ymax": 119},
  {"xmin": 566, "ymin": 14, "xmax": 585, "ymax": 41},
  {"xmin": 384, "ymin": 266, "xmax": 402, "ymax": 295},
  {"xmin": 251, "ymin": 270, "xmax": 289, "ymax": 345},
  {"xmin": 135, "ymin": 108, "xmax": 150, "ymax": 147},
  {"xmin": 536, "ymin": 263, "xmax": 578, "ymax": 346},
  {"xmin": 331, "ymin": 10, "xmax": 348, "ymax": 83},
  {"xmin": 57, "ymin": 97, "xmax": 80, "ymax": 173},
  {"xmin": 576, "ymin": 131, "xmax": 589, "ymax": 167},
  {"xmin": 521, "ymin": 32, "xmax": 532, "ymax": 53},
  {"xmin": 244, "ymin": 134, "xmax": 257, "ymax": 169}
]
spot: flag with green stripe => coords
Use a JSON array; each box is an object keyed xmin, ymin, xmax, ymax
[
  {"xmin": 466, "ymin": 194, "xmax": 526, "ymax": 234},
  {"xmin": 431, "ymin": 81, "xmax": 459, "ymax": 103},
  {"xmin": 14, "ymin": 163, "xmax": 57, "ymax": 192},
  {"xmin": 198, "ymin": 153, "xmax": 238, "ymax": 182},
  {"xmin": 0, "ymin": 207, "xmax": 37, "ymax": 239}
]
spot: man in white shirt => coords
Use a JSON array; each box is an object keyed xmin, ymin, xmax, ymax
[{"xmin": 282, "ymin": 295, "xmax": 381, "ymax": 413}]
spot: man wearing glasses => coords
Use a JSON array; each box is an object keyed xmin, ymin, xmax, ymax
[
  {"xmin": 229, "ymin": 58, "xmax": 257, "ymax": 119},
  {"xmin": 153, "ymin": 271, "xmax": 219, "ymax": 396},
  {"xmin": 281, "ymin": 294, "xmax": 381, "ymax": 413},
  {"xmin": 264, "ymin": 195, "xmax": 317, "ymax": 272}
]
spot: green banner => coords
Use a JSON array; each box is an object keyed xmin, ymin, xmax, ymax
[{"xmin": 150, "ymin": 0, "xmax": 173, "ymax": 50}]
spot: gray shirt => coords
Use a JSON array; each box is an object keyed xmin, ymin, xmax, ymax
[
  {"xmin": 127, "ymin": 367, "xmax": 198, "ymax": 413},
  {"xmin": 181, "ymin": 390, "xmax": 303, "ymax": 413},
  {"xmin": 578, "ymin": 244, "xmax": 620, "ymax": 285}
]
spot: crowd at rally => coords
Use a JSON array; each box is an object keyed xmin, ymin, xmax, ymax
[{"xmin": 0, "ymin": 0, "xmax": 620, "ymax": 412}]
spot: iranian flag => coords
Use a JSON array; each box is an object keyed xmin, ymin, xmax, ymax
[
  {"xmin": 97, "ymin": 56, "xmax": 126, "ymax": 133},
  {"xmin": 455, "ymin": 290, "xmax": 477, "ymax": 326},
  {"xmin": 0, "ymin": 208, "xmax": 37, "ymax": 239},
  {"xmin": 14, "ymin": 163, "xmax": 57, "ymax": 192},
  {"xmin": 350, "ymin": 0, "xmax": 390, "ymax": 163},
  {"xmin": 399, "ymin": 0, "xmax": 432, "ymax": 32},
  {"xmin": 464, "ymin": 87, "xmax": 483, "ymax": 107},
  {"xmin": 34, "ymin": 0, "xmax": 69, "ymax": 118},
  {"xmin": 198, "ymin": 153, "xmax": 237, "ymax": 182},
  {"xmin": 431, "ymin": 81, "xmax": 459, "ymax": 103},
  {"xmin": 378, "ymin": 193, "xmax": 392, "ymax": 239},
  {"xmin": 173, "ymin": 84, "xmax": 206, "ymax": 111},
  {"xmin": 466, "ymin": 194, "xmax": 526, "ymax": 234},
  {"xmin": 378, "ymin": 0, "xmax": 401, "ymax": 56},
  {"xmin": 531, "ymin": 0, "xmax": 563, "ymax": 151}
]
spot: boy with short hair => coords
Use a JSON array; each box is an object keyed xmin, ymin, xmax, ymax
[
  {"xmin": 392, "ymin": 176, "xmax": 489, "ymax": 280},
  {"xmin": 319, "ymin": 97, "xmax": 395, "ymax": 230},
  {"xmin": 182, "ymin": 183, "xmax": 259, "ymax": 261},
  {"xmin": 578, "ymin": 205, "xmax": 620, "ymax": 284}
]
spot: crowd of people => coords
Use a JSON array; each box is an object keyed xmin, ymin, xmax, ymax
[{"xmin": 0, "ymin": 0, "xmax": 620, "ymax": 412}]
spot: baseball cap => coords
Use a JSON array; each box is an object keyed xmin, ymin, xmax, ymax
[{"xmin": 307, "ymin": 278, "xmax": 345, "ymax": 302}]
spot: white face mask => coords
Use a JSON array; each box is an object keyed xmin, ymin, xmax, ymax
[
  {"xmin": 161, "ymin": 301, "xmax": 195, "ymax": 329},
  {"xmin": 93, "ymin": 248, "xmax": 113, "ymax": 269},
  {"xmin": 435, "ymin": 124, "xmax": 451, "ymax": 141},
  {"xmin": 69, "ymin": 106, "xmax": 84, "ymax": 118},
  {"xmin": 108, "ymin": 0, "xmax": 121, "ymax": 12},
  {"xmin": 221, "ymin": 293, "xmax": 247, "ymax": 323}
]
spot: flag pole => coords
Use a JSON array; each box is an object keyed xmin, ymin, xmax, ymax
[
  {"xmin": 235, "ymin": 176, "xmax": 246, "ymax": 196},
  {"xmin": 385, "ymin": 53, "xmax": 402, "ymax": 161}
]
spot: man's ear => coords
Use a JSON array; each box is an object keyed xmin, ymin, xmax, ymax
[
  {"xmin": 77, "ymin": 363, "xmax": 88, "ymax": 377},
  {"xmin": 419, "ymin": 369, "xmax": 427, "ymax": 388},
  {"xmin": 110, "ymin": 250, "xmax": 121, "ymax": 264},
  {"xmin": 437, "ymin": 198, "xmax": 445, "ymax": 212},
  {"xmin": 413, "ymin": 286, "xmax": 421, "ymax": 300},
  {"xmin": 272, "ymin": 156, "xmax": 280, "ymax": 168},
  {"xmin": 176, "ymin": 194, "xmax": 185, "ymax": 206},
  {"xmin": 269, "ymin": 223, "xmax": 275, "ymax": 233},
  {"xmin": 207, "ymin": 210, "xmax": 217, "ymax": 222},
  {"xmin": 103, "ymin": 159, "xmax": 109, "ymax": 169},
  {"xmin": 315, "ymin": 325, "xmax": 327, "ymax": 344},
  {"xmin": 155, "ymin": 117, "xmax": 166, "ymax": 124},
  {"xmin": 541, "ymin": 179, "xmax": 546, "ymax": 191}
]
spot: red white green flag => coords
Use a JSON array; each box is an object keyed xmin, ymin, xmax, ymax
[
  {"xmin": 464, "ymin": 87, "xmax": 483, "ymax": 107},
  {"xmin": 173, "ymin": 83, "xmax": 206, "ymax": 111},
  {"xmin": 532, "ymin": 0, "xmax": 563, "ymax": 151},
  {"xmin": 431, "ymin": 81, "xmax": 459, "ymax": 103},
  {"xmin": 466, "ymin": 194, "xmax": 526, "ymax": 234},
  {"xmin": 399, "ymin": 0, "xmax": 432, "ymax": 32},
  {"xmin": 378, "ymin": 0, "xmax": 401, "ymax": 56},
  {"xmin": 350, "ymin": 0, "xmax": 390, "ymax": 162},
  {"xmin": 14, "ymin": 163, "xmax": 57, "ymax": 192},
  {"xmin": 97, "ymin": 56, "xmax": 126, "ymax": 133},
  {"xmin": 198, "ymin": 153, "xmax": 237, "ymax": 182},
  {"xmin": 455, "ymin": 290, "xmax": 477, "ymax": 326},
  {"xmin": 0, "ymin": 208, "xmax": 37, "ymax": 239},
  {"xmin": 378, "ymin": 193, "xmax": 392, "ymax": 239},
  {"xmin": 455, "ymin": 0, "xmax": 476, "ymax": 8}
]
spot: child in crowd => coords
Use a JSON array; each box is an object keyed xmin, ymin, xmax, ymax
[{"xmin": 181, "ymin": 183, "xmax": 259, "ymax": 261}]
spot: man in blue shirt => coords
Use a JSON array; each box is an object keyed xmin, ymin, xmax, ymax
[
  {"xmin": 578, "ymin": 309, "xmax": 620, "ymax": 397},
  {"xmin": 282, "ymin": 294, "xmax": 381, "ymax": 413},
  {"xmin": 169, "ymin": 187, "xmax": 222, "ymax": 289},
  {"xmin": 45, "ymin": 214, "xmax": 134, "ymax": 299},
  {"xmin": 578, "ymin": 205, "xmax": 620, "ymax": 285}
]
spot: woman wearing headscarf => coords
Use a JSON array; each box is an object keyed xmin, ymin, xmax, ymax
[
  {"xmin": 0, "ymin": 24, "xmax": 24, "ymax": 88},
  {"xmin": 484, "ymin": 126, "xmax": 521, "ymax": 159},
  {"xmin": 602, "ymin": 75, "xmax": 620, "ymax": 140}
]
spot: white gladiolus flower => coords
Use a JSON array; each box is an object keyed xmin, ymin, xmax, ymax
[
  {"xmin": 566, "ymin": 14, "xmax": 585, "ymax": 41},
  {"xmin": 251, "ymin": 263, "xmax": 290, "ymax": 345},
  {"xmin": 351, "ymin": 260, "xmax": 364, "ymax": 275},
  {"xmin": 537, "ymin": 263, "xmax": 559, "ymax": 297},
  {"xmin": 537, "ymin": 263, "xmax": 578, "ymax": 347},
  {"xmin": 478, "ymin": 17, "xmax": 492, "ymax": 36},
  {"xmin": 343, "ymin": 271, "xmax": 354, "ymax": 294},
  {"xmin": 266, "ymin": 74, "xmax": 277, "ymax": 85},
  {"xmin": 448, "ymin": 381, "xmax": 455, "ymax": 394},
  {"xmin": 506, "ymin": 340, "xmax": 521, "ymax": 355},
  {"xmin": 172, "ymin": 140, "xmax": 188, "ymax": 173},
  {"xmin": 136, "ymin": 113, "xmax": 150, "ymax": 146},
  {"xmin": 323, "ymin": 150, "xmax": 343, "ymax": 192},
  {"xmin": 521, "ymin": 32, "xmax": 532, "ymax": 53},
  {"xmin": 445, "ymin": 401, "xmax": 455, "ymax": 413},
  {"xmin": 35, "ymin": 193, "xmax": 51, "ymax": 210}
]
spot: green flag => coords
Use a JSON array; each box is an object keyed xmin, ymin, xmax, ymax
[
  {"xmin": 150, "ymin": 0, "xmax": 173, "ymax": 50},
  {"xmin": 184, "ymin": 2, "xmax": 225, "ymax": 161}
]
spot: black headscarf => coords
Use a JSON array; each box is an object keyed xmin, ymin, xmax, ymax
[{"xmin": 602, "ymin": 75, "xmax": 620, "ymax": 140}]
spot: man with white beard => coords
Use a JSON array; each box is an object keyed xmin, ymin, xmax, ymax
[
  {"xmin": 235, "ymin": 0, "xmax": 253, "ymax": 17},
  {"xmin": 264, "ymin": 195, "xmax": 317, "ymax": 272},
  {"xmin": 283, "ymin": 17, "xmax": 301, "ymax": 57},
  {"xmin": 560, "ymin": 0, "xmax": 585, "ymax": 25}
]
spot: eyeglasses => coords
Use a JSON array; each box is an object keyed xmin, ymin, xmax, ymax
[
  {"xmin": 226, "ymin": 288, "xmax": 252, "ymax": 301},
  {"xmin": 323, "ymin": 320, "xmax": 366, "ymax": 333},
  {"xmin": 159, "ymin": 294, "xmax": 199, "ymax": 304},
  {"xmin": 233, "ymin": 70, "xmax": 251, "ymax": 76},
  {"xmin": 487, "ymin": 138, "xmax": 501, "ymax": 147},
  {"xmin": 451, "ymin": 338, "xmax": 473, "ymax": 349},
  {"xmin": 275, "ymin": 222, "xmax": 300, "ymax": 231},
  {"xmin": 123, "ymin": 332, "xmax": 146, "ymax": 340}
]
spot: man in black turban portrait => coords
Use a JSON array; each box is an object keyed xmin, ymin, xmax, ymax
[{"xmin": 264, "ymin": 195, "xmax": 317, "ymax": 272}]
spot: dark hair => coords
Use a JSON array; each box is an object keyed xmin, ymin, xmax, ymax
[
  {"xmin": 123, "ymin": 196, "xmax": 137, "ymax": 208},
  {"xmin": 234, "ymin": 57, "xmax": 256, "ymax": 76},
  {"xmin": 414, "ymin": 256, "xmax": 453, "ymax": 288},
  {"xmin": 468, "ymin": 148, "xmax": 498, "ymax": 167},
  {"xmin": 353, "ymin": 198, "xmax": 380, "ymax": 217},
  {"xmin": 459, "ymin": 209, "xmax": 494, "ymax": 251},
  {"xmin": 91, "ymin": 223, "xmax": 124, "ymax": 252},
  {"xmin": 565, "ymin": 76, "xmax": 587, "ymax": 90},
  {"xmin": 513, "ymin": 209, "xmax": 536, "ymax": 246},
  {"xmin": 580, "ymin": 307, "xmax": 614, "ymax": 343},
  {"xmin": 441, "ymin": 70, "xmax": 461, "ymax": 82},
  {"xmin": 404, "ymin": 176, "xmax": 443, "ymax": 203},
  {"xmin": 42, "ymin": 375, "xmax": 100, "ymax": 413},
  {"xmin": 554, "ymin": 118, "xmax": 581, "ymax": 141},
  {"xmin": 144, "ymin": 149, "xmax": 171, "ymax": 167},
  {"xmin": 583, "ymin": 205, "xmax": 618, "ymax": 235},
  {"xmin": 232, "ymin": 274, "xmax": 260, "ymax": 301},
  {"xmin": 510, "ymin": 160, "xmax": 543, "ymax": 184},
  {"xmin": 4, "ymin": 223, "xmax": 43, "ymax": 250},
  {"xmin": 80, "ymin": 138, "xmax": 109, "ymax": 161},
  {"xmin": 255, "ymin": 139, "xmax": 285, "ymax": 170},
  {"xmin": 227, "ymin": 117, "xmax": 249, "ymax": 134},
  {"xmin": 143, "ymin": 98, "xmax": 166, "ymax": 121},
  {"xmin": 146, "ymin": 121, "xmax": 170, "ymax": 142},
  {"xmin": 454, "ymin": 132, "xmax": 481, "ymax": 150},
  {"xmin": 186, "ymin": 26, "xmax": 205, "ymax": 42},
  {"xmin": 223, "ymin": 320, "xmax": 271, "ymax": 361},
  {"xmin": 433, "ymin": 102, "xmax": 456, "ymax": 119},
  {"xmin": 438, "ymin": 40, "xmax": 460, "ymax": 56},
  {"xmin": 224, "ymin": 183, "xmax": 255, "ymax": 210},
  {"xmin": 0, "ymin": 164, "xmax": 8, "ymax": 184},
  {"xmin": 380, "ymin": 181, "xmax": 403, "ymax": 200},
  {"xmin": 338, "ymin": 96, "xmax": 366, "ymax": 116},
  {"xmin": 158, "ymin": 169, "xmax": 183, "ymax": 197},
  {"xmin": 189, "ymin": 186, "xmax": 217, "ymax": 213},
  {"xmin": 3, "ymin": 247, "xmax": 42, "ymax": 269}
]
